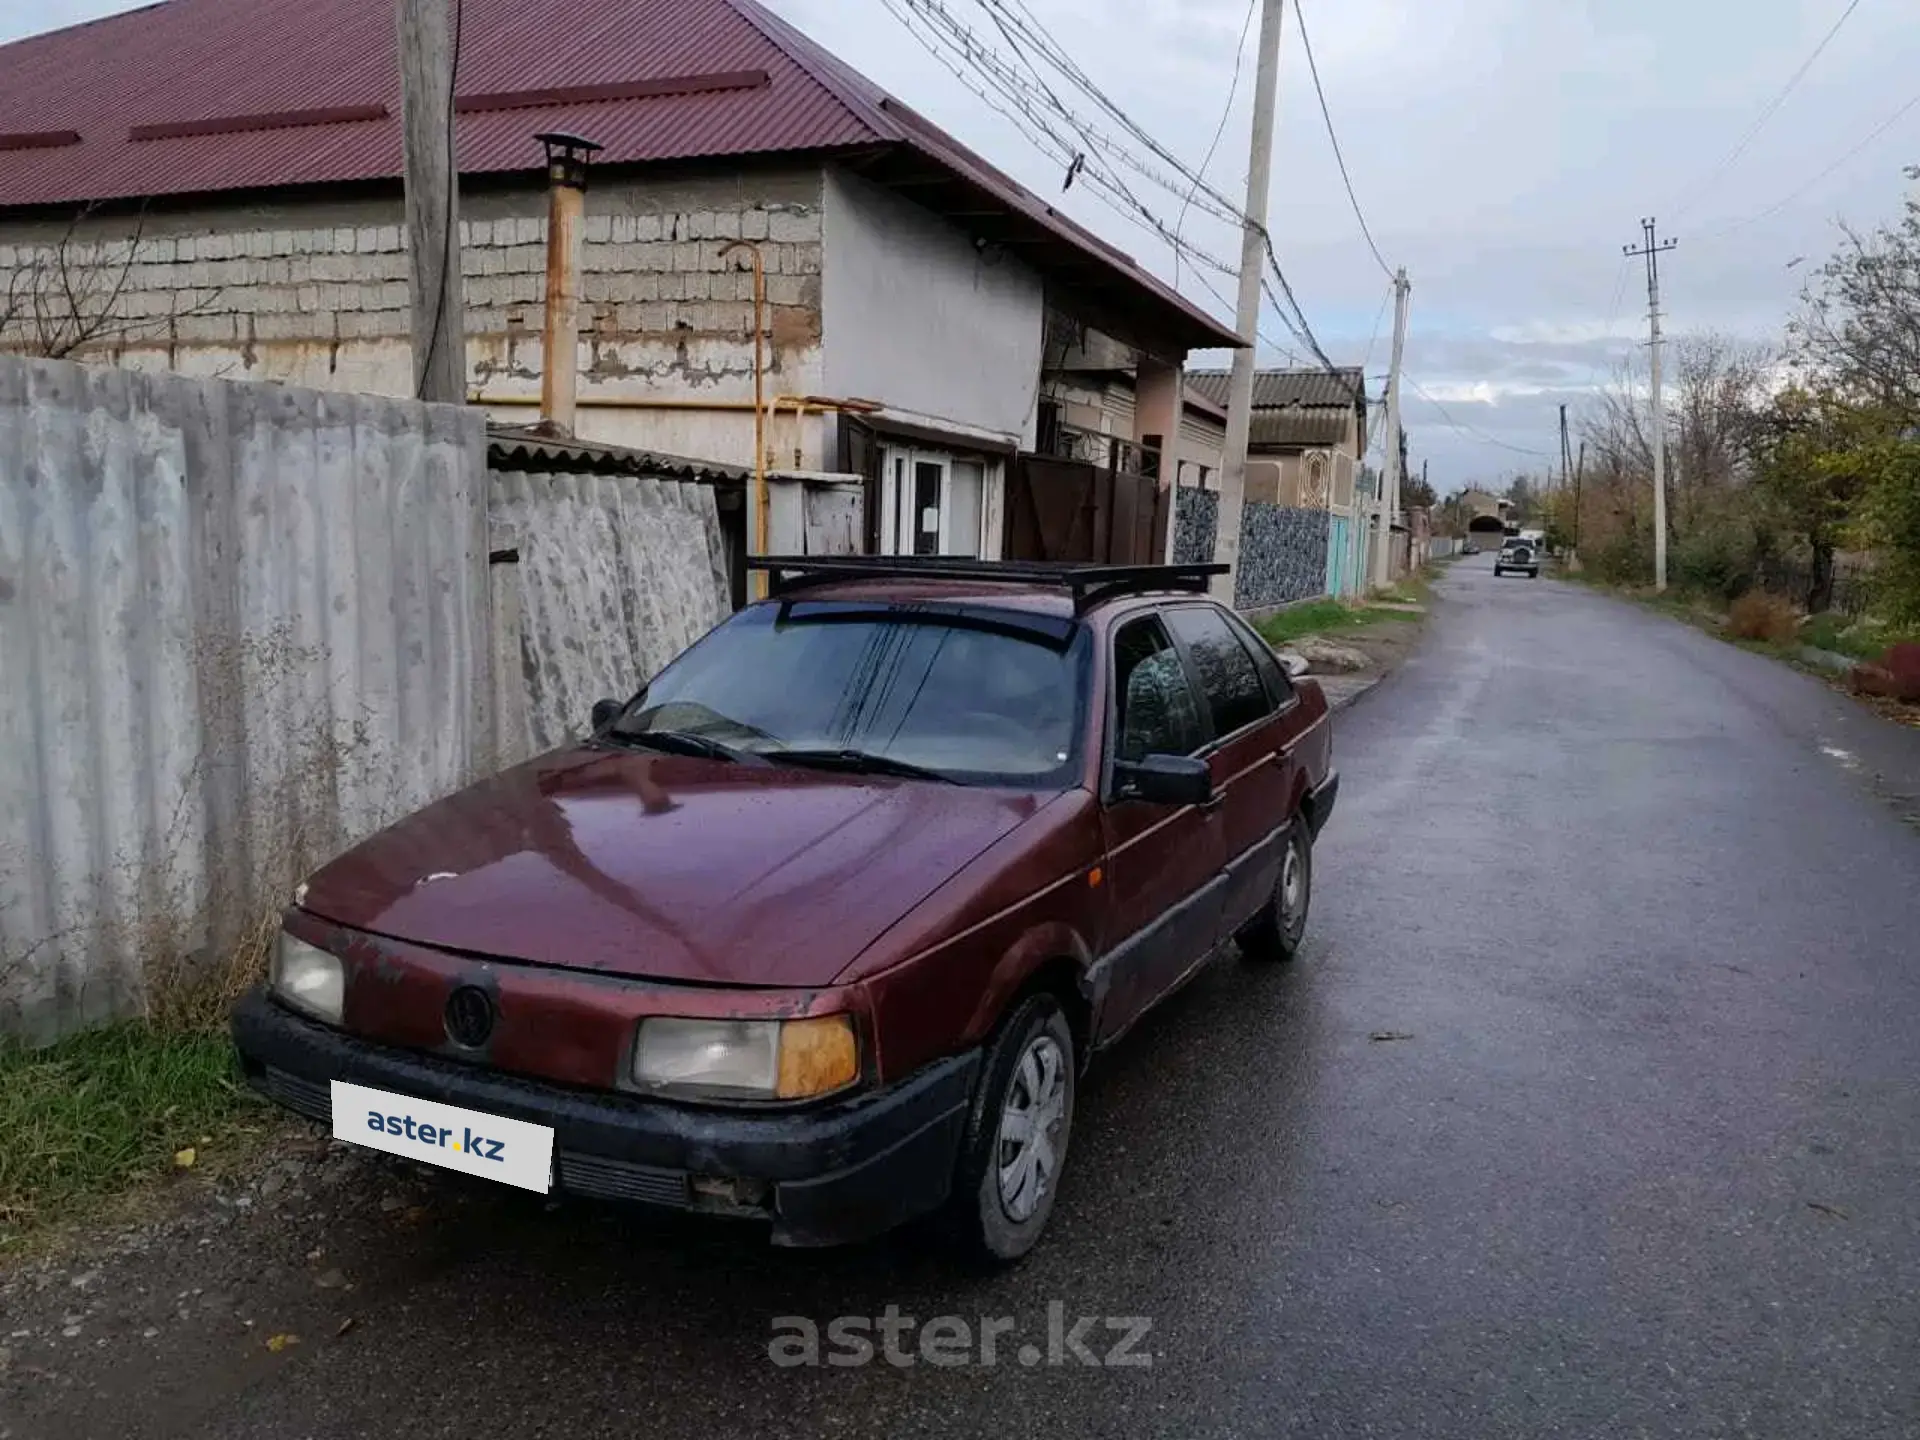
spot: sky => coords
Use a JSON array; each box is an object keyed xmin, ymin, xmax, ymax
[{"xmin": 6, "ymin": 0, "xmax": 1918, "ymax": 491}]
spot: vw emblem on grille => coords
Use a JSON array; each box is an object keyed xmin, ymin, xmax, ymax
[{"xmin": 444, "ymin": 986, "xmax": 495, "ymax": 1048}]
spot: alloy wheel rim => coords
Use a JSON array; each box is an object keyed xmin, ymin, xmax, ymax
[{"xmin": 996, "ymin": 1034, "xmax": 1068, "ymax": 1222}]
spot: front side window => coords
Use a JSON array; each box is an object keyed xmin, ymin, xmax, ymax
[
  {"xmin": 1220, "ymin": 608, "xmax": 1295, "ymax": 708},
  {"xmin": 610, "ymin": 604, "xmax": 1087, "ymax": 786},
  {"xmin": 1163, "ymin": 605, "xmax": 1274, "ymax": 739},
  {"xmin": 1112, "ymin": 616, "xmax": 1206, "ymax": 763}
]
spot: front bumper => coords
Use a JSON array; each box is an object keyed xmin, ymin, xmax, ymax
[{"xmin": 232, "ymin": 988, "xmax": 978, "ymax": 1247}]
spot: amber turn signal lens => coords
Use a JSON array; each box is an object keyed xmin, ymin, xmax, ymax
[{"xmin": 776, "ymin": 1014, "xmax": 860, "ymax": 1099}]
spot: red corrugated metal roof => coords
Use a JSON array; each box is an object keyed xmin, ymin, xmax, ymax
[{"xmin": 0, "ymin": 0, "xmax": 1238, "ymax": 347}]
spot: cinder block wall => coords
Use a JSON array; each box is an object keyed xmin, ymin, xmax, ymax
[{"xmin": 0, "ymin": 166, "xmax": 826, "ymax": 468}]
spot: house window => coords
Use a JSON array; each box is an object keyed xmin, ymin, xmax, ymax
[
  {"xmin": 1140, "ymin": 433, "xmax": 1163, "ymax": 482},
  {"xmin": 1037, "ymin": 399, "xmax": 1063, "ymax": 456},
  {"xmin": 882, "ymin": 445, "xmax": 993, "ymax": 558}
]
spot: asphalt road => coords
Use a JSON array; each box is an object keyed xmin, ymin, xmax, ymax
[{"xmin": 8, "ymin": 557, "xmax": 1920, "ymax": 1439}]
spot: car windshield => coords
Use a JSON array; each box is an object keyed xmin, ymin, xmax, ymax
[{"xmin": 607, "ymin": 603, "xmax": 1089, "ymax": 786}]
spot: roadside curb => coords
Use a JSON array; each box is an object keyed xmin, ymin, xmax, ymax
[{"xmin": 1322, "ymin": 673, "xmax": 1385, "ymax": 712}]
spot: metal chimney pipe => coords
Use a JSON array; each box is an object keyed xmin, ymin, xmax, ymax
[{"xmin": 535, "ymin": 131, "xmax": 601, "ymax": 435}]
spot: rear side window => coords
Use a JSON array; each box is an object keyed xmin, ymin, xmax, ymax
[
  {"xmin": 1163, "ymin": 605, "xmax": 1274, "ymax": 739},
  {"xmin": 1112, "ymin": 616, "xmax": 1206, "ymax": 762}
]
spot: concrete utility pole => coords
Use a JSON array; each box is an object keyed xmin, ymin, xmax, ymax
[
  {"xmin": 1372, "ymin": 267, "xmax": 1410, "ymax": 588},
  {"xmin": 398, "ymin": 0, "xmax": 465, "ymax": 403},
  {"xmin": 1210, "ymin": 0, "xmax": 1284, "ymax": 604},
  {"xmin": 1624, "ymin": 217, "xmax": 1678, "ymax": 590}
]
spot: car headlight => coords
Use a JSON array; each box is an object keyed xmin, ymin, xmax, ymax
[
  {"xmin": 632, "ymin": 1015, "xmax": 859, "ymax": 1101},
  {"xmin": 272, "ymin": 932, "xmax": 344, "ymax": 1025}
]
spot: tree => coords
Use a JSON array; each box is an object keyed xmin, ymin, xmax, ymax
[
  {"xmin": 1579, "ymin": 334, "xmax": 1771, "ymax": 536},
  {"xmin": 1784, "ymin": 174, "xmax": 1920, "ymax": 620},
  {"xmin": 1401, "ymin": 470, "xmax": 1436, "ymax": 512},
  {"xmin": 1794, "ymin": 175, "xmax": 1920, "ymax": 425},
  {"xmin": 1746, "ymin": 385, "xmax": 1880, "ymax": 613},
  {"xmin": 1506, "ymin": 474, "xmax": 1538, "ymax": 524}
]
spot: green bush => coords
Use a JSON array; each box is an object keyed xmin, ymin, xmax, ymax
[
  {"xmin": 1856, "ymin": 443, "xmax": 1920, "ymax": 626},
  {"xmin": 1584, "ymin": 529, "xmax": 1653, "ymax": 585},
  {"xmin": 1670, "ymin": 525, "xmax": 1760, "ymax": 604}
]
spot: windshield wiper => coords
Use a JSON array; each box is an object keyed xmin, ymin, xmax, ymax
[
  {"xmin": 601, "ymin": 729, "xmax": 762, "ymax": 765},
  {"xmin": 764, "ymin": 748, "xmax": 957, "ymax": 784}
]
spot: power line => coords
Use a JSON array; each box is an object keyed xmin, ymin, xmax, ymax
[
  {"xmin": 1293, "ymin": 0, "xmax": 1393, "ymax": 279},
  {"xmin": 1174, "ymin": 0, "xmax": 1258, "ymax": 291},
  {"xmin": 888, "ymin": 0, "xmax": 1354, "ymax": 385},
  {"xmin": 1574, "ymin": 251, "xmax": 1635, "ymax": 398},
  {"xmin": 896, "ymin": 0, "xmax": 1241, "ymax": 226},
  {"xmin": 1672, "ymin": 0, "xmax": 1867, "ymax": 221},
  {"xmin": 882, "ymin": 0, "xmax": 1238, "ymax": 275},
  {"xmin": 1699, "ymin": 86, "xmax": 1920, "ymax": 239},
  {"xmin": 1405, "ymin": 377, "xmax": 1556, "ymax": 459},
  {"xmin": 1259, "ymin": 233, "xmax": 1341, "ymax": 378},
  {"xmin": 1359, "ymin": 284, "xmax": 1392, "ymax": 374},
  {"xmin": 983, "ymin": 0, "xmax": 1246, "ymax": 219}
]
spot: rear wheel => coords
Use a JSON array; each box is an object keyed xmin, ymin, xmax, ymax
[
  {"xmin": 944, "ymin": 993, "xmax": 1076, "ymax": 1265},
  {"xmin": 1238, "ymin": 816, "xmax": 1312, "ymax": 963}
]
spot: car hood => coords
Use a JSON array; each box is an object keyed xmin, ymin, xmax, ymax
[{"xmin": 300, "ymin": 746, "xmax": 1047, "ymax": 987}]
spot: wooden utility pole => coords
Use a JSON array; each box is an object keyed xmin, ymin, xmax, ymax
[
  {"xmin": 1624, "ymin": 217, "xmax": 1677, "ymax": 590},
  {"xmin": 1573, "ymin": 439, "xmax": 1586, "ymax": 550},
  {"xmin": 1559, "ymin": 403, "xmax": 1571, "ymax": 490},
  {"xmin": 1372, "ymin": 267, "xmax": 1410, "ymax": 588},
  {"xmin": 398, "ymin": 0, "xmax": 465, "ymax": 403},
  {"xmin": 1210, "ymin": 0, "xmax": 1284, "ymax": 604}
]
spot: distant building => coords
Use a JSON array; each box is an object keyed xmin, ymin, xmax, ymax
[{"xmin": 1456, "ymin": 488, "xmax": 1514, "ymax": 542}]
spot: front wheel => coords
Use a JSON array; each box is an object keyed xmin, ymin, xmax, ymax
[
  {"xmin": 1239, "ymin": 816, "xmax": 1313, "ymax": 963},
  {"xmin": 944, "ymin": 994, "xmax": 1076, "ymax": 1265}
]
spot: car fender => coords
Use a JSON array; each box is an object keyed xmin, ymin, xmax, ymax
[{"xmin": 964, "ymin": 922, "xmax": 1098, "ymax": 1055}]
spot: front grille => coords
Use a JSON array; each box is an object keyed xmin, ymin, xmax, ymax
[
  {"xmin": 556, "ymin": 1152, "xmax": 690, "ymax": 1207},
  {"xmin": 262, "ymin": 1067, "xmax": 332, "ymax": 1123}
]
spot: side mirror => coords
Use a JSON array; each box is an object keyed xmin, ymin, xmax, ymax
[
  {"xmin": 1279, "ymin": 652, "xmax": 1310, "ymax": 681},
  {"xmin": 590, "ymin": 697, "xmax": 624, "ymax": 732},
  {"xmin": 1113, "ymin": 753, "xmax": 1213, "ymax": 807}
]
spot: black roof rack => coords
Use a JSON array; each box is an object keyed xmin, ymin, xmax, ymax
[{"xmin": 747, "ymin": 556, "xmax": 1228, "ymax": 615}]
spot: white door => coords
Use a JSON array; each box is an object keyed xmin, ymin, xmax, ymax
[{"xmin": 881, "ymin": 447, "xmax": 986, "ymax": 557}]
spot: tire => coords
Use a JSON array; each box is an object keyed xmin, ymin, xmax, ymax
[
  {"xmin": 943, "ymin": 993, "xmax": 1076, "ymax": 1265},
  {"xmin": 1238, "ymin": 815, "xmax": 1313, "ymax": 963}
]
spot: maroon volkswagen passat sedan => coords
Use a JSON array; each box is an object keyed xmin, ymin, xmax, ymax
[{"xmin": 234, "ymin": 558, "xmax": 1336, "ymax": 1262}]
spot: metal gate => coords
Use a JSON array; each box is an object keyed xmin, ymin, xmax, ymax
[{"xmin": 1004, "ymin": 455, "xmax": 1169, "ymax": 564}]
